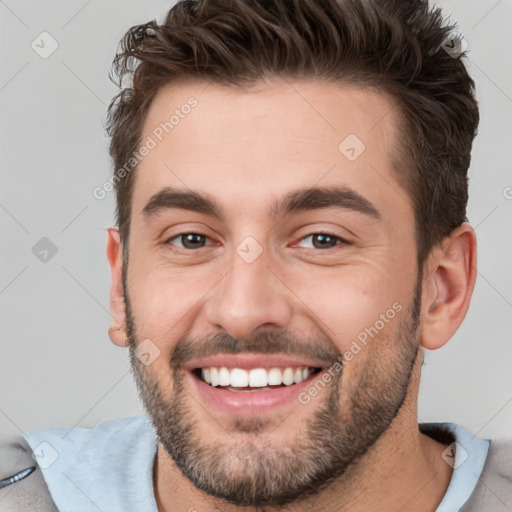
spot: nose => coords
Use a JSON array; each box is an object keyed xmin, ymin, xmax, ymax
[{"xmin": 204, "ymin": 247, "xmax": 293, "ymax": 340}]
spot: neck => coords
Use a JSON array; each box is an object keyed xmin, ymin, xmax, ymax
[{"xmin": 154, "ymin": 364, "xmax": 453, "ymax": 512}]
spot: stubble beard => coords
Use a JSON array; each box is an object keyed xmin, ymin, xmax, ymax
[{"xmin": 123, "ymin": 267, "xmax": 422, "ymax": 508}]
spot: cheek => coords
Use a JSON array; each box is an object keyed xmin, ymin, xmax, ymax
[
  {"xmin": 126, "ymin": 258, "xmax": 223, "ymax": 351},
  {"xmin": 286, "ymin": 265, "xmax": 407, "ymax": 353},
  {"xmin": 126, "ymin": 266, "xmax": 188, "ymax": 346}
]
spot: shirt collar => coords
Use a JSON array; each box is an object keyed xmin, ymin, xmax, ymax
[
  {"xmin": 23, "ymin": 414, "xmax": 159, "ymax": 512},
  {"xmin": 420, "ymin": 422, "xmax": 490, "ymax": 512}
]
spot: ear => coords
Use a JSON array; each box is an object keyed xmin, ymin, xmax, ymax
[
  {"xmin": 420, "ymin": 223, "xmax": 477, "ymax": 350},
  {"xmin": 106, "ymin": 227, "xmax": 127, "ymax": 347}
]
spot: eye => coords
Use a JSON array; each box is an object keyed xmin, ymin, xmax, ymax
[
  {"xmin": 164, "ymin": 231, "xmax": 349, "ymax": 252},
  {"xmin": 296, "ymin": 232, "xmax": 348, "ymax": 250},
  {"xmin": 165, "ymin": 232, "xmax": 214, "ymax": 250}
]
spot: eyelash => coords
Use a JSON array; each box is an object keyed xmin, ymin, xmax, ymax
[{"xmin": 164, "ymin": 231, "xmax": 351, "ymax": 253}]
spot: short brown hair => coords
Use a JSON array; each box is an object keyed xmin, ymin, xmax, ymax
[{"xmin": 106, "ymin": 0, "xmax": 479, "ymax": 269}]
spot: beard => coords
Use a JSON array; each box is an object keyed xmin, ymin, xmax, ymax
[{"xmin": 123, "ymin": 267, "xmax": 422, "ymax": 508}]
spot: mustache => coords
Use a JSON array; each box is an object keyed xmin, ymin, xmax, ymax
[{"xmin": 169, "ymin": 330, "xmax": 342, "ymax": 369}]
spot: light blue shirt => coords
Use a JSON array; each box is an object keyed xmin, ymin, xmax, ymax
[{"xmin": 23, "ymin": 415, "xmax": 490, "ymax": 512}]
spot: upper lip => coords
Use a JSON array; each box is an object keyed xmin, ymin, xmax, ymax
[{"xmin": 184, "ymin": 354, "xmax": 328, "ymax": 371}]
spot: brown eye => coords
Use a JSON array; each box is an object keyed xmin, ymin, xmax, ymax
[
  {"xmin": 297, "ymin": 233, "xmax": 346, "ymax": 250},
  {"xmin": 311, "ymin": 234, "xmax": 339, "ymax": 249},
  {"xmin": 166, "ymin": 233, "xmax": 209, "ymax": 249}
]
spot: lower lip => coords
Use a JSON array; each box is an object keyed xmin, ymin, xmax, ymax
[{"xmin": 187, "ymin": 370, "xmax": 320, "ymax": 416}]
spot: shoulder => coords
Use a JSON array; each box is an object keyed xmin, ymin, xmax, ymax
[
  {"xmin": 462, "ymin": 437, "xmax": 512, "ymax": 512},
  {"xmin": 22, "ymin": 414, "xmax": 153, "ymax": 461},
  {"xmin": 0, "ymin": 434, "xmax": 58, "ymax": 512},
  {"xmin": 0, "ymin": 415, "xmax": 154, "ymax": 512}
]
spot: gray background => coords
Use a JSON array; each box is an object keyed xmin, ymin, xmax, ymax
[{"xmin": 1, "ymin": 0, "xmax": 511, "ymax": 439}]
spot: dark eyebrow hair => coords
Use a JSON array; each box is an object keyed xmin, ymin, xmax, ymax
[
  {"xmin": 142, "ymin": 188, "xmax": 221, "ymax": 219},
  {"xmin": 142, "ymin": 186, "xmax": 380, "ymax": 221},
  {"xmin": 271, "ymin": 186, "xmax": 380, "ymax": 220}
]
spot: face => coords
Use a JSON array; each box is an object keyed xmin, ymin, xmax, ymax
[{"xmin": 122, "ymin": 78, "xmax": 422, "ymax": 507}]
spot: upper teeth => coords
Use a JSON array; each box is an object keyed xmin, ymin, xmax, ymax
[{"xmin": 201, "ymin": 367, "xmax": 313, "ymax": 387}]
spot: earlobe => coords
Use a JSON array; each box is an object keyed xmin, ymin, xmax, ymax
[
  {"xmin": 420, "ymin": 223, "xmax": 477, "ymax": 350},
  {"xmin": 106, "ymin": 227, "xmax": 128, "ymax": 347}
]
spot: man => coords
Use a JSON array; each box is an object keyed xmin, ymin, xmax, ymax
[{"xmin": 2, "ymin": 0, "xmax": 511, "ymax": 510}]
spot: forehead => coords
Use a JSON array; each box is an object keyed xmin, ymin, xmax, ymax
[
  {"xmin": 142, "ymin": 77, "xmax": 398, "ymax": 160},
  {"xmin": 131, "ymin": 78, "xmax": 411, "ymax": 225}
]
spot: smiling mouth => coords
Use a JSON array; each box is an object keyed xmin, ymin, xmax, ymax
[{"xmin": 192, "ymin": 366, "xmax": 323, "ymax": 392}]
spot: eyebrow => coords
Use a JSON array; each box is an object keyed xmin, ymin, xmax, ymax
[{"xmin": 142, "ymin": 185, "xmax": 381, "ymax": 221}]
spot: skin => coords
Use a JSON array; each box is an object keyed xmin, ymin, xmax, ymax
[{"xmin": 106, "ymin": 77, "xmax": 477, "ymax": 511}]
